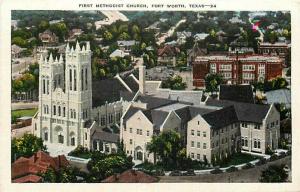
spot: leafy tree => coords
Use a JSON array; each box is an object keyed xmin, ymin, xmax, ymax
[
  {"xmin": 86, "ymin": 152, "xmax": 133, "ymax": 182},
  {"xmin": 260, "ymin": 164, "xmax": 288, "ymax": 182},
  {"xmin": 49, "ymin": 22, "xmax": 68, "ymax": 42},
  {"xmin": 147, "ymin": 130, "xmax": 185, "ymax": 169},
  {"xmin": 38, "ymin": 20, "xmax": 50, "ymax": 32},
  {"xmin": 204, "ymin": 73, "xmax": 224, "ymax": 93},
  {"xmin": 161, "ymin": 75, "xmax": 187, "ymax": 90},
  {"xmin": 12, "ymin": 36, "xmax": 28, "ymax": 47},
  {"xmin": 11, "ymin": 133, "xmax": 47, "ymax": 162},
  {"xmin": 39, "ymin": 166, "xmax": 79, "ymax": 183}
]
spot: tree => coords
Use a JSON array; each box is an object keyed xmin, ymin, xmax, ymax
[
  {"xmin": 49, "ymin": 22, "xmax": 68, "ymax": 42},
  {"xmin": 161, "ymin": 75, "xmax": 187, "ymax": 90},
  {"xmin": 205, "ymin": 73, "xmax": 224, "ymax": 93},
  {"xmin": 12, "ymin": 36, "xmax": 28, "ymax": 47},
  {"xmin": 86, "ymin": 152, "xmax": 133, "ymax": 182},
  {"xmin": 11, "ymin": 133, "xmax": 47, "ymax": 162},
  {"xmin": 146, "ymin": 130, "xmax": 185, "ymax": 169},
  {"xmin": 40, "ymin": 166, "xmax": 79, "ymax": 183},
  {"xmin": 260, "ymin": 164, "xmax": 288, "ymax": 182}
]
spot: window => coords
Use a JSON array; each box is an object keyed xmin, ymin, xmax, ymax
[
  {"xmin": 43, "ymin": 79, "xmax": 46, "ymax": 94},
  {"xmin": 242, "ymin": 123, "xmax": 248, "ymax": 128},
  {"xmin": 58, "ymin": 134, "xmax": 64, "ymax": 144},
  {"xmin": 197, "ymin": 154, "xmax": 200, "ymax": 160},
  {"xmin": 271, "ymin": 122, "xmax": 275, "ymax": 128},
  {"xmin": 69, "ymin": 69, "xmax": 72, "ymax": 90},
  {"xmin": 221, "ymin": 129, "xmax": 224, "ymax": 133},
  {"xmin": 245, "ymin": 138, "xmax": 248, "ymax": 147},
  {"xmin": 108, "ymin": 113, "xmax": 113, "ymax": 124},
  {"xmin": 73, "ymin": 110, "xmax": 76, "ymax": 119},
  {"xmin": 222, "ymin": 138, "xmax": 224, "ymax": 144},
  {"xmin": 47, "ymin": 80, "xmax": 49, "ymax": 94},
  {"xmin": 58, "ymin": 106, "xmax": 61, "ymax": 116},
  {"xmin": 191, "ymin": 141, "xmax": 195, "ymax": 147},
  {"xmin": 197, "ymin": 130, "xmax": 200, "ymax": 136},
  {"xmin": 130, "ymin": 128, "xmax": 132, "ymax": 133},
  {"xmin": 197, "ymin": 142, "xmax": 200, "ymax": 148},
  {"xmin": 191, "ymin": 153, "xmax": 194, "ymax": 159},
  {"xmin": 46, "ymin": 105, "xmax": 49, "ymax": 114},
  {"xmin": 203, "ymin": 143, "xmax": 207, "ymax": 149},
  {"xmin": 255, "ymin": 124, "xmax": 260, "ymax": 130},
  {"xmin": 85, "ymin": 133, "xmax": 87, "ymax": 140},
  {"xmin": 74, "ymin": 69, "xmax": 77, "ymax": 91},
  {"xmin": 254, "ymin": 140, "xmax": 257, "ymax": 148},
  {"xmin": 147, "ymin": 130, "xmax": 150, "ymax": 136},
  {"xmin": 258, "ymin": 140, "xmax": 261, "ymax": 149},
  {"xmin": 130, "ymin": 139, "xmax": 133, "ymax": 144},
  {"xmin": 203, "ymin": 131, "xmax": 206, "ymax": 137},
  {"xmin": 216, "ymin": 130, "xmax": 219, "ymax": 135},
  {"xmin": 101, "ymin": 115, "xmax": 106, "ymax": 126},
  {"xmin": 63, "ymin": 107, "xmax": 65, "ymax": 117},
  {"xmin": 191, "ymin": 130, "xmax": 194, "ymax": 136},
  {"xmin": 140, "ymin": 129, "xmax": 143, "ymax": 135},
  {"xmin": 276, "ymin": 120, "xmax": 279, "ymax": 125},
  {"xmin": 216, "ymin": 141, "xmax": 219, "ymax": 147},
  {"xmin": 53, "ymin": 105, "xmax": 56, "ymax": 115},
  {"xmin": 136, "ymin": 129, "xmax": 139, "ymax": 134},
  {"xmin": 124, "ymin": 126, "xmax": 127, "ymax": 131},
  {"xmin": 85, "ymin": 68, "xmax": 88, "ymax": 90},
  {"xmin": 70, "ymin": 109, "xmax": 73, "ymax": 118},
  {"xmin": 44, "ymin": 132, "xmax": 48, "ymax": 141},
  {"xmin": 71, "ymin": 137, "xmax": 75, "ymax": 146},
  {"xmin": 197, "ymin": 121, "xmax": 200, "ymax": 125},
  {"xmin": 81, "ymin": 69, "xmax": 84, "ymax": 91},
  {"xmin": 212, "ymin": 142, "xmax": 214, "ymax": 148}
]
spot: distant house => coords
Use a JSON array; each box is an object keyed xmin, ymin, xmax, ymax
[
  {"xmin": 12, "ymin": 151, "xmax": 69, "ymax": 183},
  {"xmin": 117, "ymin": 40, "xmax": 138, "ymax": 52},
  {"xmin": 266, "ymin": 89, "xmax": 291, "ymax": 108},
  {"xmin": 109, "ymin": 49, "xmax": 129, "ymax": 58},
  {"xmin": 11, "ymin": 44, "xmax": 25, "ymax": 59},
  {"xmin": 157, "ymin": 45, "xmax": 180, "ymax": 66},
  {"xmin": 187, "ymin": 41, "xmax": 207, "ymax": 66},
  {"xmin": 102, "ymin": 170, "xmax": 158, "ymax": 183},
  {"xmin": 194, "ymin": 33, "xmax": 209, "ymax": 41},
  {"xmin": 229, "ymin": 17, "xmax": 245, "ymax": 24},
  {"xmin": 67, "ymin": 28, "xmax": 84, "ymax": 42},
  {"xmin": 218, "ymin": 84, "xmax": 255, "ymax": 103},
  {"xmin": 38, "ymin": 29, "xmax": 59, "ymax": 44},
  {"xmin": 49, "ymin": 19, "xmax": 64, "ymax": 25},
  {"xmin": 176, "ymin": 31, "xmax": 192, "ymax": 45}
]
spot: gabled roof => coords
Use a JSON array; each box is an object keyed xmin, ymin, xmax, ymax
[
  {"xmin": 158, "ymin": 45, "xmax": 180, "ymax": 57},
  {"xmin": 12, "ymin": 151, "xmax": 69, "ymax": 182},
  {"xmin": 202, "ymin": 106, "xmax": 238, "ymax": 129},
  {"xmin": 205, "ymin": 98, "xmax": 271, "ymax": 123},
  {"xmin": 91, "ymin": 130, "xmax": 119, "ymax": 143},
  {"xmin": 135, "ymin": 95, "xmax": 178, "ymax": 110},
  {"xmin": 219, "ymin": 84, "xmax": 254, "ymax": 103},
  {"xmin": 92, "ymin": 78, "xmax": 137, "ymax": 107},
  {"xmin": 122, "ymin": 75, "xmax": 139, "ymax": 92},
  {"xmin": 266, "ymin": 89, "xmax": 291, "ymax": 107}
]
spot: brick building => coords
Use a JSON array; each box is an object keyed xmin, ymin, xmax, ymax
[
  {"xmin": 192, "ymin": 54, "xmax": 283, "ymax": 87},
  {"xmin": 258, "ymin": 42, "xmax": 290, "ymax": 66}
]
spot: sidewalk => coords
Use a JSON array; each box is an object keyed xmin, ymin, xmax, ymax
[{"xmin": 11, "ymin": 101, "xmax": 38, "ymax": 110}]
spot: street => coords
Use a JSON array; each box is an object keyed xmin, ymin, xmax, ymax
[
  {"xmin": 11, "ymin": 57, "xmax": 35, "ymax": 79},
  {"xmin": 158, "ymin": 156, "xmax": 291, "ymax": 183}
]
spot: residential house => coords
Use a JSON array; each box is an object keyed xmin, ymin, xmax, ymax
[
  {"xmin": 109, "ymin": 49, "xmax": 129, "ymax": 58},
  {"xmin": 157, "ymin": 45, "xmax": 180, "ymax": 66},
  {"xmin": 12, "ymin": 151, "xmax": 69, "ymax": 183},
  {"xmin": 117, "ymin": 40, "xmax": 138, "ymax": 53},
  {"xmin": 38, "ymin": 30, "xmax": 59, "ymax": 44}
]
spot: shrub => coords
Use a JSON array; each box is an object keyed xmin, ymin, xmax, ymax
[
  {"xmin": 210, "ymin": 168, "xmax": 223, "ymax": 174},
  {"xmin": 242, "ymin": 163, "xmax": 254, "ymax": 169},
  {"xmin": 256, "ymin": 158, "xmax": 267, "ymax": 166},
  {"xmin": 226, "ymin": 166, "xmax": 238, "ymax": 172},
  {"xmin": 270, "ymin": 154, "xmax": 278, "ymax": 161}
]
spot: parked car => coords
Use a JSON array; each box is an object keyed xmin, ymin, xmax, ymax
[
  {"xmin": 170, "ymin": 170, "xmax": 182, "ymax": 176},
  {"xmin": 183, "ymin": 169, "xmax": 196, "ymax": 176}
]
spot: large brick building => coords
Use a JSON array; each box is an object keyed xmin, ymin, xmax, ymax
[
  {"xmin": 258, "ymin": 42, "xmax": 290, "ymax": 66},
  {"xmin": 192, "ymin": 54, "xmax": 283, "ymax": 87}
]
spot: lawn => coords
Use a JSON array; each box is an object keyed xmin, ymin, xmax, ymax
[
  {"xmin": 220, "ymin": 153, "xmax": 258, "ymax": 168},
  {"xmin": 12, "ymin": 108, "xmax": 38, "ymax": 117}
]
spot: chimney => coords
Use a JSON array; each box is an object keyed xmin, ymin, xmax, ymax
[{"xmin": 139, "ymin": 65, "xmax": 146, "ymax": 95}]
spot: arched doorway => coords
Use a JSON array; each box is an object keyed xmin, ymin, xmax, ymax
[
  {"xmin": 135, "ymin": 146, "xmax": 143, "ymax": 161},
  {"xmin": 55, "ymin": 126, "xmax": 64, "ymax": 144},
  {"xmin": 69, "ymin": 132, "xmax": 76, "ymax": 146},
  {"xmin": 42, "ymin": 127, "xmax": 49, "ymax": 142}
]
